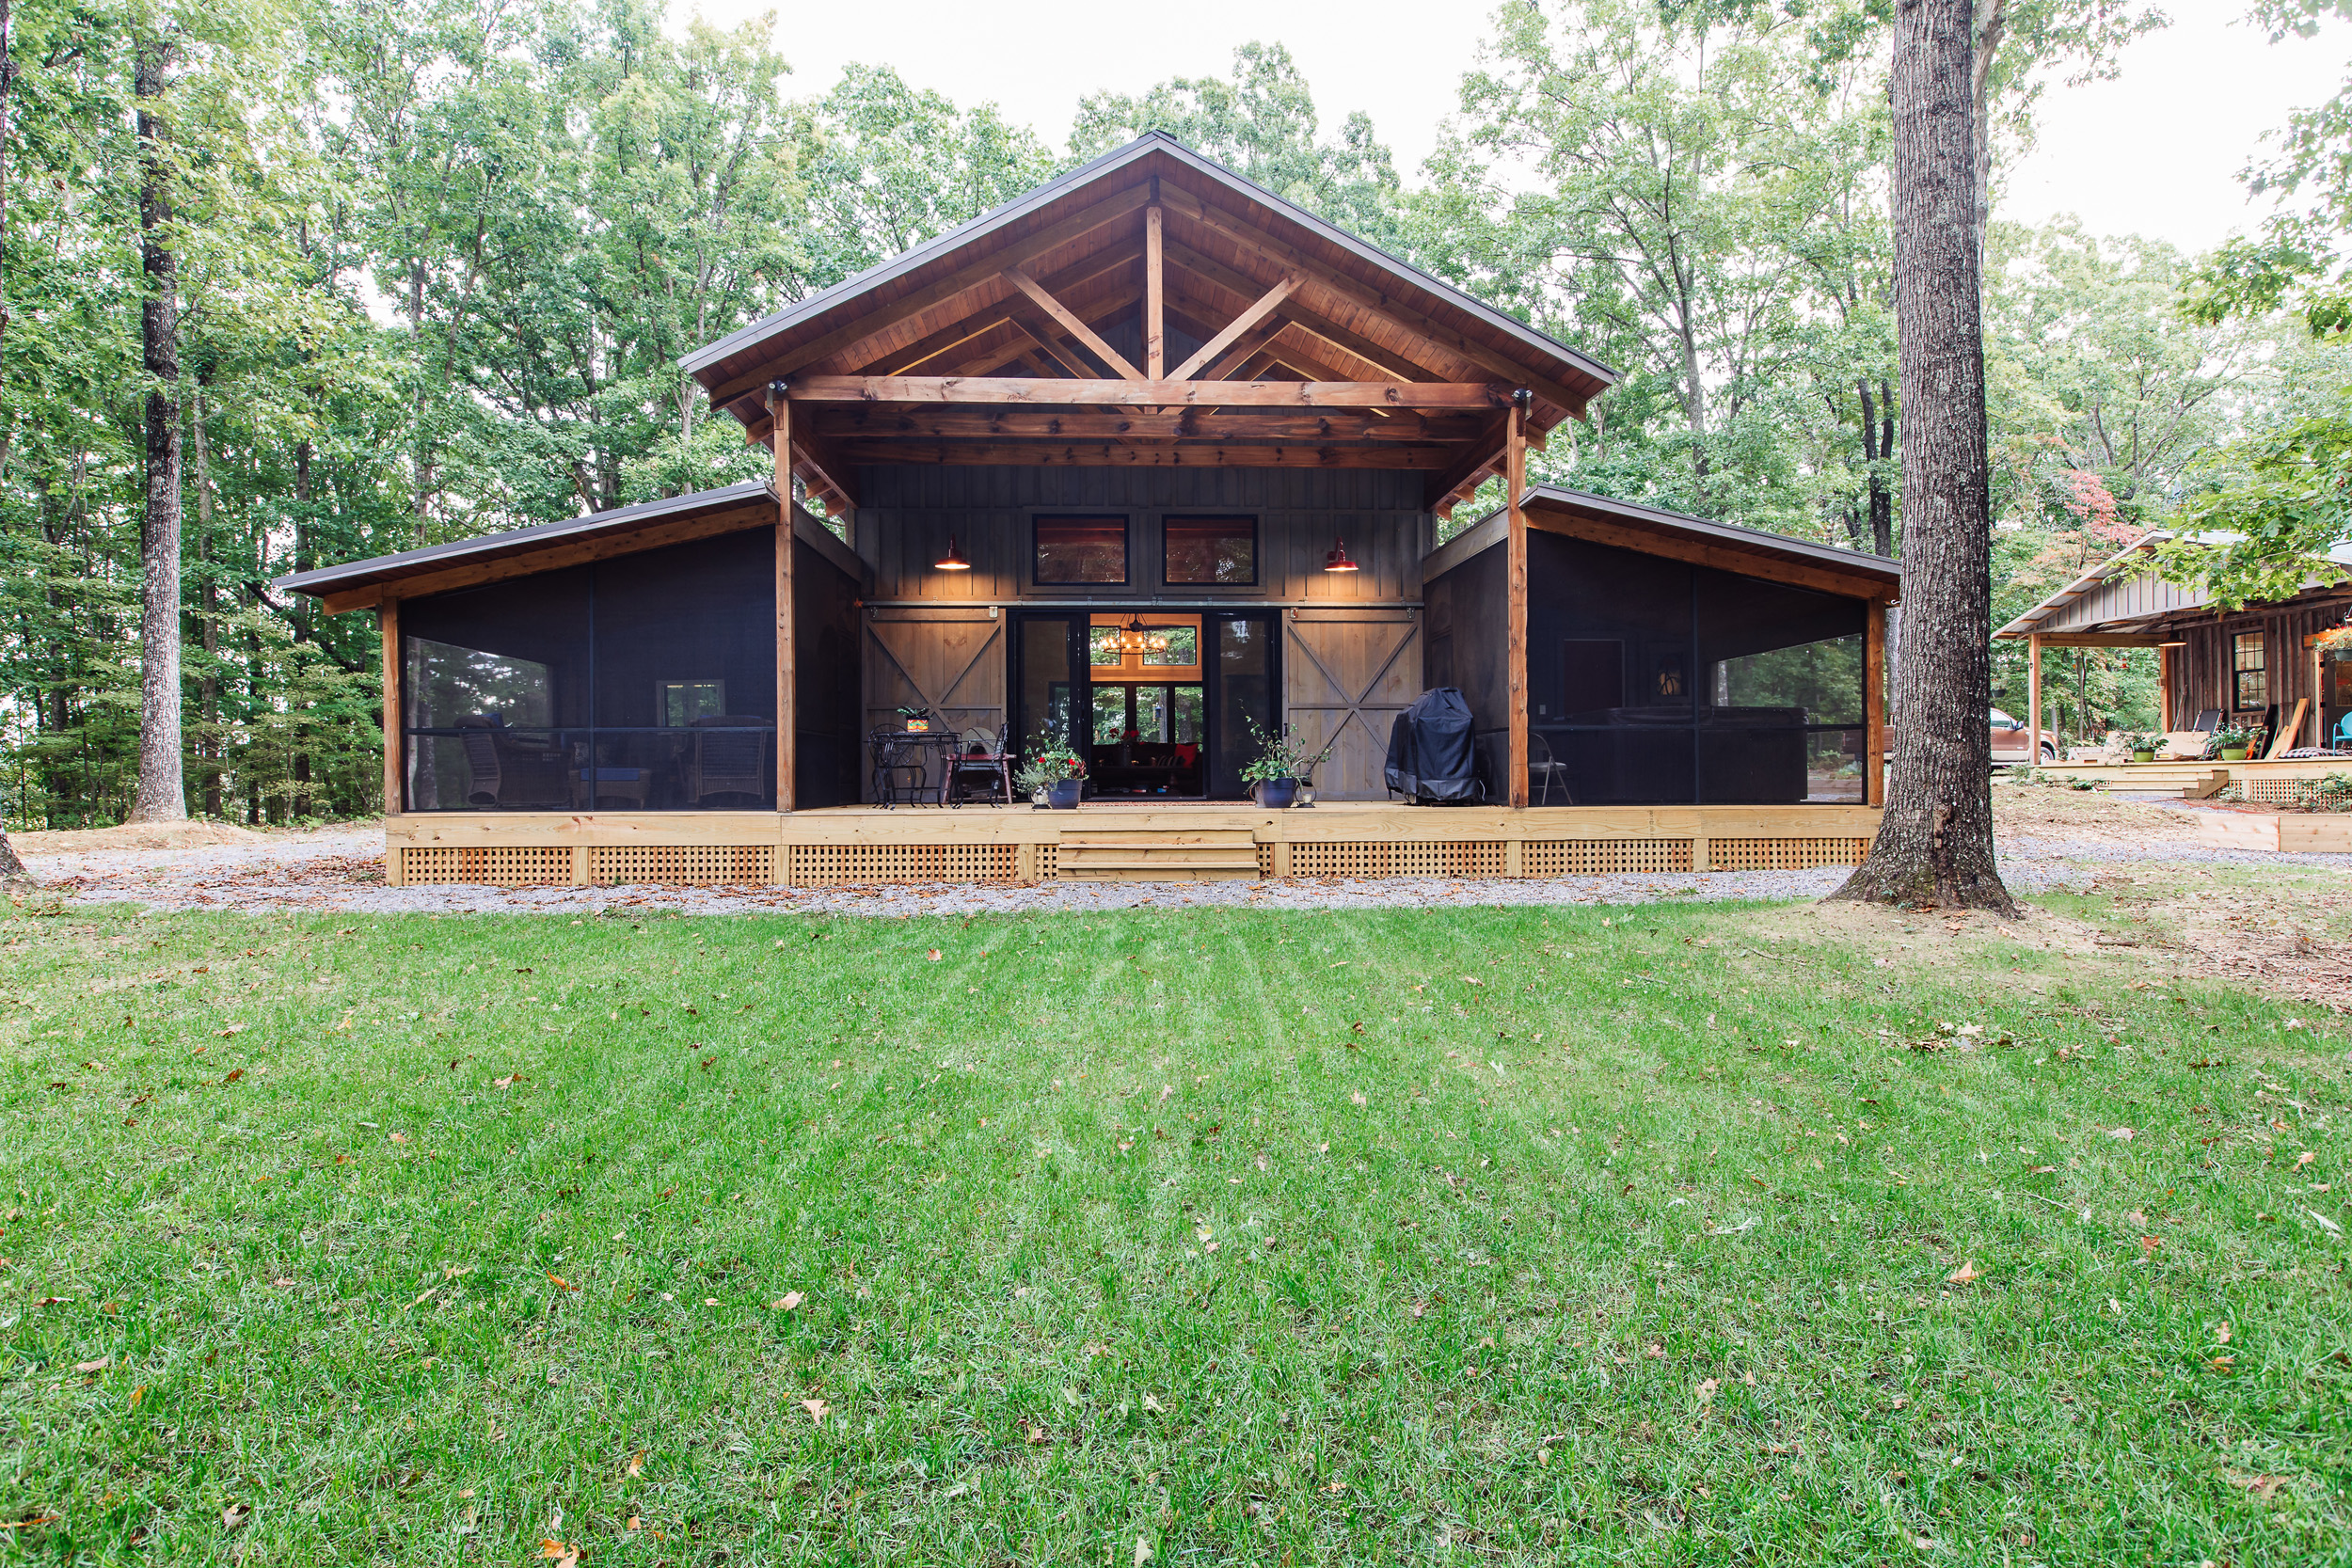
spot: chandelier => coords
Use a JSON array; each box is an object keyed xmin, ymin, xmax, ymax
[{"xmin": 1112, "ymin": 616, "xmax": 1169, "ymax": 656}]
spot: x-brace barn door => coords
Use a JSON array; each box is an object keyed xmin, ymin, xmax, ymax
[
  {"xmin": 1281, "ymin": 609, "xmax": 1422, "ymax": 800},
  {"xmin": 862, "ymin": 610, "xmax": 1006, "ymax": 800}
]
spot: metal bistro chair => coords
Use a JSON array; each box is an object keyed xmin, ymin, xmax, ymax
[
  {"xmin": 1528, "ymin": 730, "xmax": 1574, "ymax": 806},
  {"xmin": 869, "ymin": 727, "xmax": 931, "ymax": 808},
  {"xmin": 948, "ymin": 723, "xmax": 1015, "ymax": 808}
]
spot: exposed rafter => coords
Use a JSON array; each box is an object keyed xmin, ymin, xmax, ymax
[{"xmin": 787, "ymin": 376, "xmax": 1514, "ymax": 409}]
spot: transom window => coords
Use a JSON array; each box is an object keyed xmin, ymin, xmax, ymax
[
  {"xmin": 1163, "ymin": 515, "xmax": 1257, "ymax": 585},
  {"xmin": 2233, "ymin": 631, "xmax": 2267, "ymax": 710},
  {"xmin": 1034, "ymin": 516, "xmax": 1128, "ymax": 584},
  {"xmin": 1088, "ymin": 613, "xmax": 1203, "ymax": 680}
]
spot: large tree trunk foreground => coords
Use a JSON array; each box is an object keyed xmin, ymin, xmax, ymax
[
  {"xmin": 130, "ymin": 35, "xmax": 185, "ymax": 824},
  {"xmin": 1831, "ymin": 0, "xmax": 2015, "ymax": 914}
]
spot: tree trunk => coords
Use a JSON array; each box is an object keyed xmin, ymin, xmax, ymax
[
  {"xmin": 0, "ymin": 829, "xmax": 26, "ymax": 884},
  {"xmin": 1831, "ymin": 0, "xmax": 2014, "ymax": 915},
  {"xmin": 1969, "ymin": 0, "xmax": 2007, "ymax": 262},
  {"xmin": 129, "ymin": 36, "xmax": 186, "ymax": 824},
  {"xmin": 195, "ymin": 382, "xmax": 221, "ymax": 817}
]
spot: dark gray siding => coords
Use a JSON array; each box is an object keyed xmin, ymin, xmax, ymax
[{"xmin": 851, "ymin": 466, "xmax": 1431, "ymax": 605}]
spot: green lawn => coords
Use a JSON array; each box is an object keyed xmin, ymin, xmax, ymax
[{"xmin": 1, "ymin": 896, "xmax": 2345, "ymax": 1565}]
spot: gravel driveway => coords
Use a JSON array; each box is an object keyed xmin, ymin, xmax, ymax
[{"xmin": 17, "ymin": 812, "xmax": 2344, "ymax": 918}]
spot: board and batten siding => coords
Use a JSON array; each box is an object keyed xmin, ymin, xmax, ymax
[
  {"xmin": 849, "ymin": 466, "xmax": 1432, "ymax": 606},
  {"xmin": 2163, "ymin": 594, "xmax": 2352, "ymax": 747}
]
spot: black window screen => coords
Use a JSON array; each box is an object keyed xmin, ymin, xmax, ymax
[
  {"xmin": 1164, "ymin": 516, "xmax": 1257, "ymax": 585},
  {"xmin": 1526, "ymin": 534, "xmax": 1867, "ymax": 805},
  {"xmin": 398, "ymin": 531, "xmax": 776, "ymax": 811}
]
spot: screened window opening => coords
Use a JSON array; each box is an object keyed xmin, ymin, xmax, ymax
[
  {"xmin": 1164, "ymin": 516, "xmax": 1257, "ymax": 585},
  {"xmin": 1517, "ymin": 533, "xmax": 1867, "ymax": 805},
  {"xmin": 398, "ymin": 531, "xmax": 776, "ymax": 812},
  {"xmin": 1034, "ymin": 516, "xmax": 1128, "ymax": 584},
  {"xmin": 2233, "ymin": 631, "xmax": 2267, "ymax": 710}
]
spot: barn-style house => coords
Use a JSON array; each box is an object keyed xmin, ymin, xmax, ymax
[{"xmin": 280, "ymin": 134, "xmax": 1895, "ymax": 887}]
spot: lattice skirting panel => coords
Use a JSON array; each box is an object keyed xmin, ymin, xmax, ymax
[
  {"xmin": 1033, "ymin": 843, "xmax": 1059, "ymax": 880},
  {"xmin": 787, "ymin": 843, "xmax": 1019, "ymax": 887},
  {"xmin": 1288, "ymin": 841, "xmax": 1509, "ymax": 879},
  {"xmin": 590, "ymin": 845, "xmax": 775, "ymax": 886},
  {"xmin": 1522, "ymin": 839, "xmax": 1696, "ymax": 876},
  {"xmin": 1707, "ymin": 836, "xmax": 1870, "ymax": 871},
  {"xmin": 397, "ymin": 846, "xmax": 573, "ymax": 887}
]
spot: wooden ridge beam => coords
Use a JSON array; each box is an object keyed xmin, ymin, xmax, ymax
[
  {"xmin": 787, "ymin": 376, "xmax": 1513, "ymax": 408},
  {"xmin": 1155, "ymin": 182, "xmax": 1593, "ymax": 419},
  {"xmin": 833, "ymin": 439, "xmax": 1459, "ymax": 470},
  {"xmin": 1169, "ymin": 273, "xmax": 1302, "ymax": 380},
  {"xmin": 703, "ymin": 182, "xmax": 1151, "ymax": 404}
]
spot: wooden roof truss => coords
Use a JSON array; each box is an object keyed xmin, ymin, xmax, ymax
[{"xmin": 706, "ymin": 159, "xmax": 1605, "ymax": 519}]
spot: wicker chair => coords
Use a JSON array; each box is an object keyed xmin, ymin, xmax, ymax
[
  {"xmin": 457, "ymin": 715, "xmax": 571, "ymax": 807},
  {"xmin": 685, "ymin": 716, "xmax": 772, "ymax": 806}
]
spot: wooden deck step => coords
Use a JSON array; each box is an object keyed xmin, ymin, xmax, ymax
[{"xmin": 1057, "ymin": 825, "xmax": 1262, "ymax": 881}]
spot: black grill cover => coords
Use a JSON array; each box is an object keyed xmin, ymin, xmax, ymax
[{"xmin": 1386, "ymin": 688, "xmax": 1484, "ymax": 803}]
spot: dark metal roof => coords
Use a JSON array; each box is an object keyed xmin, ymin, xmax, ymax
[
  {"xmin": 274, "ymin": 481, "xmax": 776, "ymax": 597},
  {"xmin": 1427, "ymin": 484, "xmax": 1900, "ymax": 590},
  {"xmin": 678, "ymin": 132, "xmax": 1618, "ymax": 392}
]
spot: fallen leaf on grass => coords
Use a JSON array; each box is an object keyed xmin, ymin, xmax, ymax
[
  {"xmin": 221, "ymin": 1069, "xmax": 244, "ymax": 1085},
  {"xmin": 1460, "ymin": 975, "xmax": 1482, "ymax": 986},
  {"xmin": 2296, "ymin": 1151, "xmax": 2317, "ymax": 1169},
  {"xmin": 1695, "ymin": 1378, "xmax": 1718, "ymax": 1404},
  {"xmin": 2216, "ymin": 1322, "xmax": 2233, "ymax": 1344},
  {"xmin": 493, "ymin": 1074, "xmax": 525, "ymax": 1089},
  {"xmin": 1946, "ymin": 1261, "xmax": 1980, "ymax": 1285},
  {"xmin": 72, "ymin": 1358, "xmax": 109, "ymax": 1373},
  {"xmin": 800, "ymin": 1398, "xmax": 829, "ymax": 1422},
  {"xmin": 2225, "ymin": 1471, "xmax": 2289, "ymax": 1501},
  {"xmin": 1024, "ymin": 1421, "xmax": 1048, "ymax": 1445},
  {"xmin": 548, "ymin": 1275, "xmax": 580, "ymax": 1292},
  {"xmin": 221, "ymin": 1503, "xmax": 251, "ymax": 1532},
  {"xmin": 926, "ymin": 949, "xmax": 942, "ymax": 962},
  {"xmin": 1142, "ymin": 1392, "xmax": 1164, "ymax": 1413},
  {"xmin": 2207, "ymin": 1355, "xmax": 2235, "ymax": 1372},
  {"xmin": 627, "ymin": 1451, "xmax": 644, "ymax": 1478},
  {"xmin": 216, "ymin": 1024, "xmax": 245, "ymax": 1038},
  {"xmin": 771, "ymin": 1291, "xmax": 804, "ymax": 1311},
  {"xmin": 538, "ymin": 1540, "xmax": 580, "ymax": 1568},
  {"xmin": 2306, "ymin": 1209, "xmax": 2344, "ymax": 1235},
  {"xmin": 2107, "ymin": 1127, "xmax": 2135, "ymax": 1142}
]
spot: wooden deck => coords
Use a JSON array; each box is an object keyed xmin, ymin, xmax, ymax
[
  {"xmin": 2020, "ymin": 755, "xmax": 2352, "ymax": 800},
  {"xmin": 382, "ymin": 801, "xmax": 1882, "ymax": 887}
]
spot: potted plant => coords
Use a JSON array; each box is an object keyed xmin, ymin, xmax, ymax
[
  {"xmin": 896, "ymin": 705, "xmax": 933, "ymax": 734},
  {"xmin": 2122, "ymin": 730, "xmax": 2159, "ymax": 763},
  {"xmin": 2214, "ymin": 723, "xmax": 2255, "ymax": 762},
  {"xmin": 1242, "ymin": 721, "xmax": 1334, "ymax": 809},
  {"xmin": 1017, "ymin": 734, "xmax": 1088, "ymax": 809}
]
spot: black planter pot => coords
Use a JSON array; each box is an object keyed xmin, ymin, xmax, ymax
[
  {"xmin": 1046, "ymin": 779, "xmax": 1085, "ymax": 810},
  {"xmin": 1252, "ymin": 777, "xmax": 1298, "ymax": 810}
]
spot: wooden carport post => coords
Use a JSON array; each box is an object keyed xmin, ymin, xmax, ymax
[
  {"xmin": 380, "ymin": 598, "xmax": 403, "ymax": 885},
  {"xmin": 1505, "ymin": 388, "xmax": 1531, "ymax": 810},
  {"xmin": 2026, "ymin": 632, "xmax": 2042, "ymax": 766},
  {"xmin": 768, "ymin": 379, "xmax": 796, "ymax": 813}
]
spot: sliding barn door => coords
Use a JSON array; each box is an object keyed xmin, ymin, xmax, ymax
[
  {"xmin": 1282, "ymin": 609, "xmax": 1422, "ymax": 800},
  {"xmin": 862, "ymin": 610, "xmax": 1007, "ymax": 800}
]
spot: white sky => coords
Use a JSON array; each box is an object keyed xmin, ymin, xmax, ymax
[{"xmin": 691, "ymin": 0, "xmax": 2346, "ymax": 256}]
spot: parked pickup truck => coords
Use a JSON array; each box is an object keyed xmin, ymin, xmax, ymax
[{"xmin": 1989, "ymin": 708, "xmax": 2058, "ymax": 763}]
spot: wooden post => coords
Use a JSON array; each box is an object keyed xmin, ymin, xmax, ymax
[
  {"xmin": 379, "ymin": 599, "xmax": 402, "ymax": 816},
  {"xmin": 768, "ymin": 380, "xmax": 797, "ymax": 813},
  {"xmin": 1144, "ymin": 201, "xmax": 1166, "ymax": 380},
  {"xmin": 1505, "ymin": 388, "xmax": 1531, "ymax": 809},
  {"xmin": 2026, "ymin": 633, "xmax": 2042, "ymax": 765},
  {"xmin": 2158, "ymin": 643, "xmax": 2174, "ymax": 732},
  {"xmin": 1864, "ymin": 595, "xmax": 1886, "ymax": 807}
]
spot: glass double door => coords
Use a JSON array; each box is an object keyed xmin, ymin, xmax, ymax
[{"xmin": 1014, "ymin": 611, "xmax": 1276, "ymax": 800}]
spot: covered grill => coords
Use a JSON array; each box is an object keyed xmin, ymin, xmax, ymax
[{"xmin": 1385, "ymin": 688, "xmax": 1485, "ymax": 803}]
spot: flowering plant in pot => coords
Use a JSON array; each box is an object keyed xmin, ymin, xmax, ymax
[
  {"xmin": 1242, "ymin": 721, "xmax": 1334, "ymax": 809},
  {"xmin": 2213, "ymin": 723, "xmax": 2256, "ymax": 761},
  {"xmin": 1016, "ymin": 734, "xmax": 1088, "ymax": 808}
]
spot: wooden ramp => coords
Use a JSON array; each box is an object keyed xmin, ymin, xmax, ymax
[{"xmin": 1056, "ymin": 825, "xmax": 1262, "ymax": 882}]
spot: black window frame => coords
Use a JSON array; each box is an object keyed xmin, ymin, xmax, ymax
[
  {"xmin": 1031, "ymin": 514, "xmax": 1131, "ymax": 587},
  {"xmin": 2233, "ymin": 630, "xmax": 2267, "ymax": 711},
  {"xmin": 1161, "ymin": 515, "xmax": 1260, "ymax": 588}
]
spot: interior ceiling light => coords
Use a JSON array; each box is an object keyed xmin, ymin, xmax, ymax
[
  {"xmin": 1324, "ymin": 536, "xmax": 1360, "ymax": 573},
  {"xmin": 933, "ymin": 535, "xmax": 971, "ymax": 572},
  {"xmin": 1113, "ymin": 616, "xmax": 1169, "ymax": 655}
]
